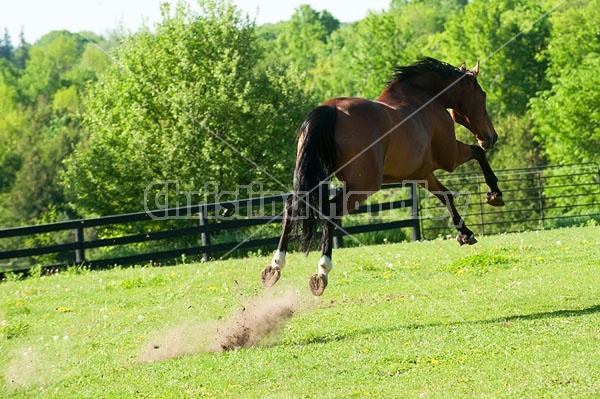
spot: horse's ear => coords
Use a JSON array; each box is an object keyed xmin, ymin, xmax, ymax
[
  {"xmin": 471, "ymin": 60, "xmax": 480, "ymax": 78},
  {"xmin": 459, "ymin": 62, "xmax": 467, "ymax": 71}
]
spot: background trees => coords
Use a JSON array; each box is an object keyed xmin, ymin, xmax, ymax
[
  {"xmin": 0, "ymin": 30, "xmax": 112, "ymax": 226},
  {"xmin": 427, "ymin": 0, "xmax": 552, "ymax": 172},
  {"xmin": 63, "ymin": 1, "xmax": 312, "ymax": 217},
  {"xmin": 0, "ymin": 0, "xmax": 597, "ymax": 228},
  {"xmin": 432, "ymin": 0, "xmax": 551, "ymax": 116},
  {"xmin": 530, "ymin": 0, "xmax": 600, "ymax": 165},
  {"xmin": 308, "ymin": 0, "xmax": 467, "ymax": 99}
]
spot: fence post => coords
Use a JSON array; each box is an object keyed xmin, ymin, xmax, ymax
[
  {"xmin": 333, "ymin": 219, "xmax": 343, "ymax": 249},
  {"xmin": 537, "ymin": 169, "xmax": 545, "ymax": 229},
  {"xmin": 75, "ymin": 225, "xmax": 85, "ymax": 264},
  {"xmin": 409, "ymin": 183, "xmax": 421, "ymax": 241},
  {"xmin": 199, "ymin": 208, "xmax": 210, "ymax": 262},
  {"xmin": 476, "ymin": 174, "xmax": 485, "ymax": 236}
]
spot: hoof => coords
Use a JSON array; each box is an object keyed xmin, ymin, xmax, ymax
[
  {"xmin": 309, "ymin": 273, "xmax": 328, "ymax": 296},
  {"xmin": 457, "ymin": 233, "xmax": 477, "ymax": 246},
  {"xmin": 486, "ymin": 192, "xmax": 505, "ymax": 207},
  {"xmin": 261, "ymin": 265, "xmax": 281, "ymax": 287}
]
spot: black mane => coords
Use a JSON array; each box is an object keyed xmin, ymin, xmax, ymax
[{"xmin": 391, "ymin": 57, "xmax": 465, "ymax": 84}]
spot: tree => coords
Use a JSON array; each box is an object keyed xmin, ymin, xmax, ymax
[
  {"xmin": 313, "ymin": 0, "xmax": 467, "ymax": 99},
  {"xmin": 11, "ymin": 31, "xmax": 30, "ymax": 70},
  {"xmin": 268, "ymin": 5, "xmax": 339, "ymax": 64},
  {"xmin": 529, "ymin": 0, "xmax": 600, "ymax": 164},
  {"xmin": 0, "ymin": 57, "xmax": 26, "ymax": 223},
  {"xmin": 537, "ymin": 0, "xmax": 600, "ymax": 79},
  {"xmin": 63, "ymin": 0, "xmax": 312, "ymax": 217},
  {"xmin": 18, "ymin": 31, "xmax": 88, "ymax": 104},
  {"xmin": 432, "ymin": 0, "xmax": 551, "ymax": 116},
  {"xmin": 530, "ymin": 53, "xmax": 600, "ymax": 164},
  {"xmin": 258, "ymin": 5, "xmax": 340, "ymax": 93},
  {"xmin": 0, "ymin": 30, "xmax": 108, "ymax": 226},
  {"xmin": 0, "ymin": 29, "xmax": 13, "ymax": 61}
]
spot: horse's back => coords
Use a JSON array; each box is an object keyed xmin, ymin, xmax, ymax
[{"xmin": 323, "ymin": 97, "xmax": 433, "ymax": 186}]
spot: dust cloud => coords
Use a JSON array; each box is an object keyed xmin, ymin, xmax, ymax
[{"xmin": 138, "ymin": 289, "xmax": 302, "ymax": 362}]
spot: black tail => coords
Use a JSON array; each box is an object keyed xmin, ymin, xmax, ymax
[{"xmin": 291, "ymin": 105, "xmax": 338, "ymax": 254}]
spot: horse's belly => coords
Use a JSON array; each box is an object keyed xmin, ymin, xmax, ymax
[{"xmin": 381, "ymin": 130, "xmax": 430, "ymax": 182}]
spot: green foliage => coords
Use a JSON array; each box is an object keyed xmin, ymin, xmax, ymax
[
  {"xmin": 486, "ymin": 114, "xmax": 545, "ymax": 169},
  {"xmin": 64, "ymin": 0, "xmax": 312, "ymax": 217},
  {"xmin": 432, "ymin": 0, "xmax": 551, "ymax": 115},
  {"xmin": 0, "ymin": 30, "xmax": 14, "ymax": 61},
  {"xmin": 0, "ymin": 30, "xmax": 110, "ymax": 227},
  {"xmin": 529, "ymin": 1, "xmax": 600, "ymax": 165},
  {"xmin": 258, "ymin": 5, "xmax": 340, "ymax": 93},
  {"xmin": 539, "ymin": 0, "xmax": 600, "ymax": 79},
  {"xmin": 0, "ymin": 60, "xmax": 25, "ymax": 195},
  {"xmin": 275, "ymin": 5, "xmax": 339, "ymax": 68},
  {"xmin": 450, "ymin": 113, "xmax": 545, "ymax": 174},
  {"xmin": 315, "ymin": 0, "xmax": 467, "ymax": 99}
]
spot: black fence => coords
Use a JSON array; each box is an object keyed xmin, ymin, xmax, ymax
[
  {"xmin": 420, "ymin": 163, "xmax": 600, "ymax": 239},
  {"xmin": 0, "ymin": 183, "xmax": 420, "ymax": 273},
  {"xmin": 1, "ymin": 164, "xmax": 598, "ymax": 275}
]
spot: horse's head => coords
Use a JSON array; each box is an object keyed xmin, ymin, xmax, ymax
[{"xmin": 450, "ymin": 61, "xmax": 498, "ymax": 150}]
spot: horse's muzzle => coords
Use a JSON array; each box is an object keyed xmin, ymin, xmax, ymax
[
  {"xmin": 479, "ymin": 133, "xmax": 497, "ymax": 150},
  {"xmin": 479, "ymin": 140, "xmax": 494, "ymax": 150}
]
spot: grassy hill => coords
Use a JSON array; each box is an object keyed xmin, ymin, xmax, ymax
[{"xmin": 1, "ymin": 226, "xmax": 599, "ymax": 398}]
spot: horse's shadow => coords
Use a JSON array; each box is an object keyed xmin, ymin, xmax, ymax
[{"xmin": 291, "ymin": 304, "xmax": 600, "ymax": 346}]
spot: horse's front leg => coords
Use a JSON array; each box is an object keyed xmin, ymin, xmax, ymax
[
  {"xmin": 456, "ymin": 142, "xmax": 504, "ymax": 207},
  {"xmin": 420, "ymin": 173, "xmax": 477, "ymax": 246}
]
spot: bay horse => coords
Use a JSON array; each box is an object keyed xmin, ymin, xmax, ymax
[{"xmin": 261, "ymin": 58, "xmax": 504, "ymax": 296}]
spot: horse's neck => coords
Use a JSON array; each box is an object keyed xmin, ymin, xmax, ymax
[{"xmin": 378, "ymin": 80, "xmax": 453, "ymax": 108}]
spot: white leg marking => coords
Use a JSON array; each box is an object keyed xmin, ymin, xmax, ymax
[
  {"xmin": 272, "ymin": 249, "xmax": 286, "ymax": 269},
  {"xmin": 318, "ymin": 255, "xmax": 333, "ymax": 276}
]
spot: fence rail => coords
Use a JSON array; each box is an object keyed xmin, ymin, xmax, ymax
[
  {"xmin": 0, "ymin": 183, "xmax": 420, "ymax": 273},
  {"xmin": 1, "ymin": 164, "xmax": 598, "ymax": 274},
  {"xmin": 420, "ymin": 163, "xmax": 600, "ymax": 239}
]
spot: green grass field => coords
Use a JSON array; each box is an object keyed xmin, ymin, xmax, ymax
[{"xmin": 1, "ymin": 226, "xmax": 599, "ymax": 398}]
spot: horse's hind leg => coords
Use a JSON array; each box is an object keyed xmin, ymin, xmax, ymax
[
  {"xmin": 308, "ymin": 217, "xmax": 335, "ymax": 296},
  {"xmin": 420, "ymin": 173, "xmax": 477, "ymax": 246},
  {"xmin": 309, "ymin": 190, "xmax": 368, "ymax": 296},
  {"xmin": 261, "ymin": 195, "xmax": 293, "ymax": 287},
  {"xmin": 308, "ymin": 194, "xmax": 340, "ymax": 297}
]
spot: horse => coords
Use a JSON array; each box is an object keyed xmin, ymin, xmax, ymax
[{"xmin": 261, "ymin": 58, "xmax": 504, "ymax": 296}]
